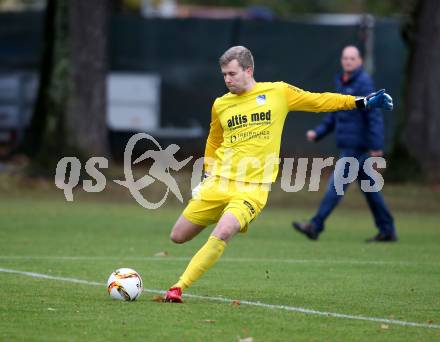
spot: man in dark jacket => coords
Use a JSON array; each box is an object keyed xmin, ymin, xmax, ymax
[{"xmin": 292, "ymin": 45, "xmax": 397, "ymax": 242}]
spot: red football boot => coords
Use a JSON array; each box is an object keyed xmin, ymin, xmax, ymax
[{"xmin": 164, "ymin": 287, "xmax": 183, "ymax": 303}]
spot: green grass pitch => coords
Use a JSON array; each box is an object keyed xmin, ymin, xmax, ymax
[{"xmin": 1, "ymin": 193, "xmax": 440, "ymax": 341}]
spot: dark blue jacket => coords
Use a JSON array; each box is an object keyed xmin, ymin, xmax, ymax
[{"xmin": 314, "ymin": 67, "xmax": 384, "ymax": 151}]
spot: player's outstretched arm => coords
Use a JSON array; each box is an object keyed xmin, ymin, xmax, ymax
[{"xmin": 355, "ymin": 89, "xmax": 393, "ymax": 111}]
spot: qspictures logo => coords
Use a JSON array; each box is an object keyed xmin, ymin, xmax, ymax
[
  {"xmin": 55, "ymin": 133, "xmax": 192, "ymax": 209},
  {"xmin": 55, "ymin": 134, "xmax": 386, "ymax": 209}
]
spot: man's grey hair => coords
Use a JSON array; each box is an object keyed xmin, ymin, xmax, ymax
[
  {"xmin": 342, "ymin": 45, "xmax": 363, "ymax": 59},
  {"xmin": 219, "ymin": 46, "xmax": 254, "ymax": 71}
]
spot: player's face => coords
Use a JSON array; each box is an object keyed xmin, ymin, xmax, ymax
[
  {"xmin": 221, "ymin": 59, "xmax": 253, "ymax": 94},
  {"xmin": 341, "ymin": 47, "xmax": 362, "ymax": 73}
]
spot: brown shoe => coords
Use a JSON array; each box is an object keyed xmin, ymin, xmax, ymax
[
  {"xmin": 292, "ymin": 221, "xmax": 319, "ymax": 240},
  {"xmin": 366, "ymin": 233, "xmax": 398, "ymax": 243}
]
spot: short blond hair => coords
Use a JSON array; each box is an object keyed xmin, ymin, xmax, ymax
[{"xmin": 219, "ymin": 46, "xmax": 254, "ymax": 71}]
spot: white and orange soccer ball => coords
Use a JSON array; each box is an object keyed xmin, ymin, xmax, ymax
[{"xmin": 107, "ymin": 268, "xmax": 143, "ymax": 301}]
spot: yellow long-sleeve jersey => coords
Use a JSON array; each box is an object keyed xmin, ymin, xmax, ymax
[{"xmin": 204, "ymin": 81, "xmax": 356, "ymax": 183}]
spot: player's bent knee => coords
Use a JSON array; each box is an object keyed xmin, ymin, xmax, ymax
[
  {"xmin": 169, "ymin": 231, "xmax": 187, "ymax": 244},
  {"xmin": 169, "ymin": 215, "xmax": 205, "ymax": 244}
]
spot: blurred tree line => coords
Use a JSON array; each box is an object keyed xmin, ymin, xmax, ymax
[
  {"xmin": 400, "ymin": 0, "xmax": 440, "ymax": 181},
  {"xmin": 177, "ymin": 0, "xmax": 404, "ymax": 16},
  {"xmin": 23, "ymin": 0, "xmax": 109, "ymax": 175},
  {"xmin": 22, "ymin": 0, "xmax": 440, "ymax": 181}
]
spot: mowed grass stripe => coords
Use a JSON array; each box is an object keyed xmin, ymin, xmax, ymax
[
  {"xmin": 1, "ymin": 267, "xmax": 439, "ymax": 330},
  {"xmin": 0, "ymin": 255, "xmax": 438, "ymax": 266}
]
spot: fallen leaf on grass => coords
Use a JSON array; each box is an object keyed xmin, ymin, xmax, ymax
[
  {"xmin": 427, "ymin": 320, "xmax": 434, "ymax": 324},
  {"xmin": 231, "ymin": 300, "xmax": 241, "ymax": 306},
  {"xmin": 200, "ymin": 319, "xmax": 216, "ymax": 324},
  {"xmin": 152, "ymin": 295, "xmax": 164, "ymax": 302},
  {"xmin": 238, "ymin": 337, "xmax": 253, "ymax": 342},
  {"xmin": 154, "ymin": 251, "xmax": 169, "ymax": 257},
  {"xmin": 380, "ymin": 324, "xmax": 389, "ymax": 330}
]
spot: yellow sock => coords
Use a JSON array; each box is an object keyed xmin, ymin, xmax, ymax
[{"xmin": 173, "ymin": 236, "xmax": 226, "ymax": 290}]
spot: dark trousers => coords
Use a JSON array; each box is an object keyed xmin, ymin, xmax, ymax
[{"xmin": 311, "ymin": 149, "xmax": 395, "ymax": 235}]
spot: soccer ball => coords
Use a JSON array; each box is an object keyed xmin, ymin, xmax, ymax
[{"xmin": 107, "ymin": 268, "xmax": 143, "ymax": 301}]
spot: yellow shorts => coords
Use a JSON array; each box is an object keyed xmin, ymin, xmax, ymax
[{"xmin": 182, "ymin": 176, "xmax": 269, "ymax": 232}]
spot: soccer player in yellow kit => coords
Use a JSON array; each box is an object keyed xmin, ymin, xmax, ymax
[{"xmin": 164, "ymin": 46, "xmax": 393, "ymax": 303}]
